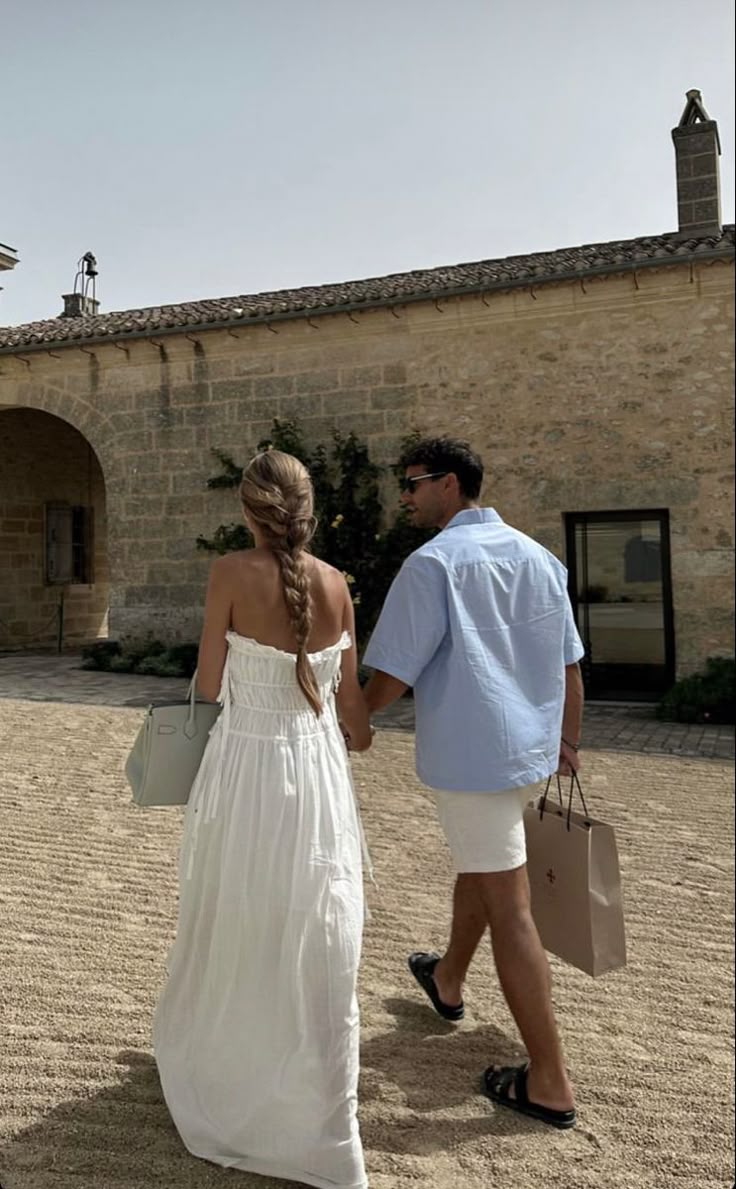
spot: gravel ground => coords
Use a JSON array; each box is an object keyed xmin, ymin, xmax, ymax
[{"xmin": 0, "ymin": 699, "xmax": 733, "ymax": 1189}]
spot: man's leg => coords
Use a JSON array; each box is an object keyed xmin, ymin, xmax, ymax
[
  {"xmin": 475, "ymin": 864, "xmax": 574, "ymax": 1112},
  {"xmin": 423, "ymin": 787, "xmax": 574, "ymax": 1111},
  {"xmin": 432, "ymin": 875, "xmax": 487, "ymax": 1007}
]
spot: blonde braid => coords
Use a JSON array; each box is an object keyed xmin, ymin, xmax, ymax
[
  {"xmin": 239, "ymin": 450, "xmax": 322, "ymax": 716},
  {"xmin": 272, "ymin": 536, "xmax": 322, "ymax": 716}
]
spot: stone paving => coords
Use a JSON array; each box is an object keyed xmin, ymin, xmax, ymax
[
  {"xmin": 0, "ymin": 650, "xmax": 733, "ymax": 761},
  {"xmin": 373, "ymin": 694, "xmax": 735, "ymax": 761}
]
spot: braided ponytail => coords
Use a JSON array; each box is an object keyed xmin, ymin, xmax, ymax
[
  {"xmin": 272, "ymin": 538, "xmax": 321, "ymax": 716},
  {"xmin": 239, "ymin": 451, "xmax": 322, "ymax": 715}
]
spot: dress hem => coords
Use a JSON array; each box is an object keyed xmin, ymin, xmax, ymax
[{"xmin": 185, "ymin": 1142, "xmax": 368, "ymax": 1189}]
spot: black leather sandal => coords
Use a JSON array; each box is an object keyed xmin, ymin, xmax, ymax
[
  {"xmin": 407, "ymin": 951, "xmax": 464, "ymax": 1021},
  {"xmin": 481, "ymin": 1064, "xmax": 576, "ymax": 1130}
]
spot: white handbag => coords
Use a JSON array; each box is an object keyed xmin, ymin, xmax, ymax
[{"xmin": 125, "ymin": 675, "xmax": 221, "ymax": 807}]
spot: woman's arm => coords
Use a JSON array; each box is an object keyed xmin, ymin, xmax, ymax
[
  {"xmin": 335, "ymin": 584, "xmax": 372, "ymax": 751},
  {"xmin": 195, "ymin": 557, "xmax": 232, "ymax": 701}
]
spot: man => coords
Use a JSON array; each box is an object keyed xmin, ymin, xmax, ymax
[{"xmin": 362, "ymin": 437, "xmax": 585, "ymax": 1130}]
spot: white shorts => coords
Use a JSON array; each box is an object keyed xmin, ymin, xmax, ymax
[{"xmin": 431, "ymin": 784, "xmax": 536, "ymax": 874}]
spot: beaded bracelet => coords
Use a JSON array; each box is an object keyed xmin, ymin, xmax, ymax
[{"xmin": 561, "ymin": 736, "xmax": 580, "ymax": 751}]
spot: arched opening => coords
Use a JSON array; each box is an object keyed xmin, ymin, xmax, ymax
[{"xmin": 0, "ymin": 408, "xmax": 109, "ymax": 652}]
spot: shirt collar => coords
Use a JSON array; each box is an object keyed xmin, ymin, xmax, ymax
[{"xmin": 443, "ymin": 507, "xmax": 503, "ymax": 531}]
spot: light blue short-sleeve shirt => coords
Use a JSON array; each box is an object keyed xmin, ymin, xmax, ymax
[{"xmin": 363, "ymin": 508, "xmax": 584, "ymax": 792}]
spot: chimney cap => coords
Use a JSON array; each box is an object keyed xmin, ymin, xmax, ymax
[{"xmin": 676, "ymin": 88, "xmax": 722, "ymax": 152}]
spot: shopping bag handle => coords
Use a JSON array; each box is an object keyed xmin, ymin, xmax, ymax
[{"xmin": 539, "ymin": 772, "xmax": 590, "ymax": 832}]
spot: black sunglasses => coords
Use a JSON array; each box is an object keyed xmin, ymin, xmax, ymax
[{"xmin": 399, "ymin": 471, "xmax": 448, "ymax": 493}]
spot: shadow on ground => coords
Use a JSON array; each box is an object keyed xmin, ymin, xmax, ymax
[
  {"xmin": 358, "ymin": 995, "xmax": 534, "ymax": 1155},
  {"xmin": 0, "ymin": 1011, "xmax": 531, "ymax": 1189},
  {"xmin": 0, "ymin": 1050, "xmax": 288, "ymax": 1189}
]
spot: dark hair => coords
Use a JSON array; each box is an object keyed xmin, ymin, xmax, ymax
[{"xmin": 399, "ymin": 436, "xmax": 484, "ymax": 500}]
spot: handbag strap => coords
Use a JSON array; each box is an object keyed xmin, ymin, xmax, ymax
[
  {"xmin": 186, "ymin": 672, "xmax": 197, "ymax": 727},
  {"xmin": 540, "ymin": 771, "xmax": 590, "ymax": 832},
  {"xmin": 539, "ymin": 773, "xmax": 564, "ymax": 819},
  {"xmin": 566, "ymin": 770, "xmax": 590, "ymax": 831}
]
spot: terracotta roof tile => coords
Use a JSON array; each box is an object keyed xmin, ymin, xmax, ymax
[{"xmin": 1, "ymin": 226, "xmax": 733, "ymax": 353}]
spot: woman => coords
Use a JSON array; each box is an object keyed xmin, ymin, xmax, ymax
[{"xmin": 154, "ymin": 449, "xmax": 373, "ymax": 1189}]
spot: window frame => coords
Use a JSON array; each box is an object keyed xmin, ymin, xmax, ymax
[
  {"xmin": 44, "ymin": 501, "xmax": 94, "ymax": 586},
  {"xmin": 564, "ymin": 507, "xmax": 676, "ymax": 699}
]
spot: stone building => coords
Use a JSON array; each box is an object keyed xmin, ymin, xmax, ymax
[{"xmin": 0, "ymin": 92, "xmax": 733, "ymax": 700}]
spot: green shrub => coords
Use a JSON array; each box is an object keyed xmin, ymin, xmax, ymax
[
  {"xmin": 163, "ymin": 642, "xmax": 199, "ymax": 676},
  {"xmin": 135, "ymin": 655, "xmax": 189, "ymax": 678},
  {"xmin": 195, "ymin": 522, "xmax": 251, "ymax": 554},
  {"xmin": 83, "ymin": 639, "xmax": 197, "ymax": 678},
  {"xmin": 141, "ymin": 639, "xmax": 167, "ymax": 657},
  {"xmin": 126, "ymin": 640, "xmax": 166, "ymax": 664},
  {"xmin": 80, "ymin": 640, "xmax": 121, "ymax": 670},
  {"xmin": 656, "ymin": 656, "xmax": 735, "ymax": 724},
  {"xmin": 108, "ymin": 654, "xmax": 136, "ymax": 674}
]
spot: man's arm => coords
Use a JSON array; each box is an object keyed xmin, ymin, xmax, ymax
[
  {"xmin": 363, "ymin": 670, "xmax": 409, "ymax": 715},
  {"xmin": 362, "ymin": 555, "xmax": 447, "ymax": 716},
  {"xmin": 558, "ymin": 662, "xmax": 584, "ymax": 775}
]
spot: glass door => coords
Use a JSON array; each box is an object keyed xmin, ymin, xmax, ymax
[{"xmin": 565, "ymin": 510, "xmax": 675, "ymax": 701}]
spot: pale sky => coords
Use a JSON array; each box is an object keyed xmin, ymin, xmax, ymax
[{"xmin": 1, "ymin": 0, "xmax": 734, "ymax": 328}]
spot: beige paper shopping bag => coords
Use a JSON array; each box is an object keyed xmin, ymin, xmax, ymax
[{"xmin": 524, "ymin": 774, "xmax": 626, "ymax": 977}]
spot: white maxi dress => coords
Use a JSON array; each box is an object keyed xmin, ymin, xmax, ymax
[{"xmin": 153, "ymin": 630, "xmax": 368, "ymax": 1189}]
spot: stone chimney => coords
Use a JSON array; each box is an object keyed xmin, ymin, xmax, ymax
[
  {"xmin": 60, "ymin": 292, "xmax": 100, "ymax": 318},
  {"xmin": 672, "ymin": 89, "xmax": 722, "ymax": 239},
  {"xmin": 60, "ymin": 252, "xmax": 100, "ymax": 318}
]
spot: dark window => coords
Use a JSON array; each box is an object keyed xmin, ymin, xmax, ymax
[
  {"xmin": 624, "ymin": 534, "xmax": 661, "ymax": 583},
  {"xmin": 45, "ymin": 503, "xmax": 93, "ymax": 584},
  {"xmin": 564, "ymin": 508, "xmax": 675, "ymax": 700}
]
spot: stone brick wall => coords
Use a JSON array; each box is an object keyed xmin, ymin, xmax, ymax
[
  {"xmin": 0, "ymin": 258, "xmax": 732, "ymax": 676},
  {"xmin": 0, "ymin": 408, "xmax": 108, "ymax": 650}
]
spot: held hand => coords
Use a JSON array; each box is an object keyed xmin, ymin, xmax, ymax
[
  {"xmin": 558, "ymin": 739, "xmax": 581, "ymax": 776},
  {"xmin": 338, "ymin": 721, "xmax": 376, "ymax": 752}
]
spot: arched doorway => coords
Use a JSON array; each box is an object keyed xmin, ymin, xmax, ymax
[{"xmin": 0, "ymin": 408, "xmax": 109, "ymax": 652}]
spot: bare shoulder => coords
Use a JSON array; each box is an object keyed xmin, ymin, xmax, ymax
[
  {"xmin": 222, "ymin": 548, "xmax": 273, "ymax": 567},
  {"xmin": 308, "ymin": 555, "xmax": 349, "ymax": 590},
  {"xmin": 209, "ymin": 550, "xmax": 258, "ymax": 582},
  {"xmin": 210, "ymin": 551, "xmax": 236, "ymax": 573}
]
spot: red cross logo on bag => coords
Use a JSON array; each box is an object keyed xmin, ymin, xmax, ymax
[{"xmin": 546, "ymin": 868, "xmax": 556, "ymax": 884}]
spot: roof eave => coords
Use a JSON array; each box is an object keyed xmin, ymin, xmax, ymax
[
  {"xmin": 0, "ymin": 246, "xmax": 733, "ymax": 358},
  {"xmin": 0, "ymin": 248, "xmax": 20, "ymax": 272}
]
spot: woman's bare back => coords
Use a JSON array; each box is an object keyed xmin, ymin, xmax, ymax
[
  {"xmin": 196, "ymin": 546, "xmax": 371, "ymax": 748},
  {"xmin": 225, "ymin": 549, "xmax": 347, "ymax": 654}
]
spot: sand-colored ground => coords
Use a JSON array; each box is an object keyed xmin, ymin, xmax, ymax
[{"xmin": 0, "ymin": 699, "xmax": 733, "ymax": 1189}]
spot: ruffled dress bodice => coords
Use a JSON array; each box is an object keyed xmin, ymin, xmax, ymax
[{"xmin": 221, "ymin": 628, "xmax": 351, "ymax": 731}]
